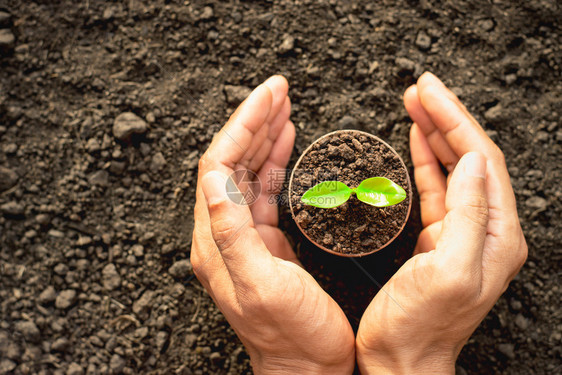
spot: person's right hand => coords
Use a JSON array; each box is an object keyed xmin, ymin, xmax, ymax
[{"xmin": 355, "ymin": 72, "xmax": 528, "ymax": 374}]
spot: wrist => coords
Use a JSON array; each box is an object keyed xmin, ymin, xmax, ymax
[
  {"xmin": 357, "ymin": 345, "xmax": 456, "ymax": 375},
  {"xmin": 251, "ymin": 353, "xmax": 355, "ymax": 375}
]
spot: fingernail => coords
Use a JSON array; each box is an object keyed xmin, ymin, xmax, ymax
[
  {"xmin": 202, "ymin": 171, "xmax": 228, "ymax": 204},
  {"xmin": 463, "ymin": 152, "xmax": 487, "ymax": 178}
]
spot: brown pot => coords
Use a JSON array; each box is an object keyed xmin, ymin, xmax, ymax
[{"xmin": 288, "ymin": 130, "xmax": 412, "ymax": 257}]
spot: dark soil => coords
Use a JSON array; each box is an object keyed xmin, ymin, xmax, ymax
[
  {"xmin": 0, "ymin": 1, "xmax": 560, "ymax": 374},
  {"xmin": 290, "ymin": 130, "xmax": 410, "ymax": 256}
]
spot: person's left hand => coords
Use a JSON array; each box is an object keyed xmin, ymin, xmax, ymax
[{"xmin": 191, "ymin": 76, "xmax": 355, "ymax": 375}]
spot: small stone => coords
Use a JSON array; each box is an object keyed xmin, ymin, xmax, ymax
[
  {"xmin": 102, "ymin": 7, "xmax": 114, "ymax": 20},
  {"xmin": 54, "ymin": 263, "xmax": 69, "ymax": 276},
  {"xmin": 3, "ymin": 143, "xmax": 17, "ymax": 154},
  {"xmin": 156, "ymin": 331, "xmax": 169, "ymax": 352},
  {"xmin": 525, "ymin": 196, "xmax": 547, "ymax": 211},
  {"xmin": 0, "ymin": 359, "xmax": 16, "ymax": 373},
  {"xmin": 48, "ymin": 229, "xmax": 65, "ymax": 238},
  {"xmin": 199, "ymin": 6, "xmax": 214, "ymax": 21},
  {"xmin": 224, "ymin": 85, "xmax": 251, "ymax": 106},
  {"xmin": 146, "ymin": 112, "xmax": 156, "ymax": 123},
  {"xmin": 484, "ymin": 104, "xmax": 505, "ymax": 122},
  {"xmin": 505, "ymin": 74, "xmax": 517, "ymax": 85},
  {"xmin": 36, "ymin": 214, "xmax": 51, "ymax": 225},
  {"xmin": 52, "ymin": 337, "xmax": 70, "ymax": 352},
  {"xmin": 160, "ymin": 243, "xmax": 175, "ymax": 255},
  {"xmin": 109, "ymin": 354, "xmax": 125, "ymax": 373},
  {"xmin": 0, "ymin": 29, "xmax": 15, "ymax": 50},
  {"xmin": 515, "ymin": 314, "xmax": 529, "ymax": 330},
  {"xmin": 102, "ymin": 264, "xmax": 121, "ymax": 291},
  {"xmin": 131, "ymin": 244, "xmax": 144, "ymax": 257},
  {"xmin": 86, "ymin": 138, "xmax": 101, "ymax": 153},
  {"xmin": 396, "ymin": 57, "xmax": 416, "ymax": 75},
  {"xmin": 39, "ymin": 286, "xmax": 57, "ymax": 304},
  {"xmin": 150, "ymin": 152, "xmax": 166, "ymax": 172},
  {"xmin": 134, "ymin": 327, "xmax": 149, "ymax": 340},
  {"xmin": 0, "ymin": 166, "xmax": 18, "ymax": 191},
  {"xmin": 67, "ymin": 362, "xmax": 84, "ymax": 375},
  {"xmin": 415, "ymin": 31, "xmax": 431, "ymax": 50},
  {"xmin": 278, "ymin": 34, "xmax": 295, "ymax": 54},
  {"xmin": 133, "ymin": 290, "xmax": 155, "ymax": 316},
  {"xmin": 337, "ymin": 115, "xmax": 358, "ymax": 130},
  {"xmin": 109, "ymin": 160, "xmax": 127, "ymax": 175},
  {"xmin": 510, "ymin": 299, "xmax": 522, "ymax": 311},
  {"xmin": 478, "ymin": 18, "xmax": 495, "ymax": 32},
  {"xmin": 15, "ymin": 321, "xmax": 40, "ymax": 343},
  {"xmin": 1, "ymin": 201, "xmax": 24, "ymax": 217},
  {"xmin": 112, "ymin": 112, "xmax": 148, "ymax": 141},
  {"xmin": 88, "ymin": 170, "xmax": 109, "ymax": 186},
  {"xmin": 169, "ymin": 260, "xmax": 192, "ymax": 279},
  {"xmin": 498, "ymin": 343, "xmax": 515, "ymax": 359},
  {"xmin": 55, "ymin": 289, "xmax": 77, "ymax": 309},
  {"xmin": 76, "ymin": 236, "xmax": 92, "ymax": 246},
  {"xmin": 185, "ymin": 333, "xmax": 197, "ymax": 348},
  {"xmin": 0, "ymin": 11, "xmax": 12, "ymax": 27}
]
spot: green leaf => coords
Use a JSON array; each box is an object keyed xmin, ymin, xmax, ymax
[
  {"xmin": 354, "ymin": 177, "xmax": 407, "ymax": 207},
  {"xmin": 301, "ymin": 181, "xmax": 352, "ymax": 208}
]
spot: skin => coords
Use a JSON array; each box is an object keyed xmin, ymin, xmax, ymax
[{"xmin": 191, "ymin": 73, "xmax": 527, "ymax": 374}]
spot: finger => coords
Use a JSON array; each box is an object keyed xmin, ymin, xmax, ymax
[
  {"xmin": 417, "ymin": 73, "xmax": 497, "ymax": 158},
  {"xmin": 410, "ymin": 124, "xmax": 447, "ymax": 227},
  {"xmin": 417, "ymin": 72, "xmax": 519, "ymax": 237},
  {"xmin": 404, "ymin": 85, "xmax": 459, "ymax": 171},
  {"xmin": 413, "ymin": 221, "xmax": 442, "ymax": 255},
  {"xmin": 251, "ymin": 120, "xmax": 296, "ymax": 226},
  {"xmin": 264, "ymin": 76, "xmax": 290, "ymax": 125},
  {"xmin": 201, "ymin": 81, "xmax": 273, "ymax": 174},
  {"xmin": 191, "ymin": 185, "xmax": 239, "ymax": 310},
  {"xmin": 201, "ymin": 170, "xmax": 277, "ymax": 290},
  {"xmin": 435, "ymin": 152, "xmax": 488, "ymax": 275},
  {"xmin": 247, "ymin": 96, "xmax": 291, "ymax": 172},
  {"xmin": 243, "ymin": 76, "xmax": 290, "ymax": 171}
]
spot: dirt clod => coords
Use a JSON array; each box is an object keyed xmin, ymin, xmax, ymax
[{"xmin": 112, "ymin": 112, "xmax": 148, "ymax": 141}]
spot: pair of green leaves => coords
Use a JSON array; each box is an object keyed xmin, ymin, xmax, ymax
[{"xmin": 301, "ymin": 177, "xmax": 406, "ymax": 208}]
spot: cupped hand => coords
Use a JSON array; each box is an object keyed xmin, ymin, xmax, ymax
[
  {"xmin": 191, "ymin": 76, "xmax": 355, "ymax": 375},
  {"xmin": 356, "ymin": 72, "xmax": 528, "ymax": 374}
]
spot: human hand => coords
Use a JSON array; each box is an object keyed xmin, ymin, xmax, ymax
[
  {"xmin": 191, "ymin": 76, "xmax": 355, "ymax": 375},
  {"xmin": 356, "ymin": 72, "xmax": 527, "ymax": 374}
]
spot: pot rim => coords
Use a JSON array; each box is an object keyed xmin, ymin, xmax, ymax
[{"xmin": 288, "ymin": 129, "xmax": 413, "ymax": 257}]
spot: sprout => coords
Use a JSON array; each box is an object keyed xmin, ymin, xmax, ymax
[{"xmin": 301, "ymin": 177, "xmax": 406, "ymax": 208}]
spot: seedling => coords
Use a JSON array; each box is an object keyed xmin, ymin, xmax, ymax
[{"xmin": 301, "ymin": 177, "xmax": 406, "ymax": 208}]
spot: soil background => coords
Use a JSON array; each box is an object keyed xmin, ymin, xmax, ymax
[{"xmin": 0, "ymin": 1, "xmax": 560, "ymax": 374}]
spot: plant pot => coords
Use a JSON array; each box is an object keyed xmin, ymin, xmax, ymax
[{"xmin": 288, "ymin": 129, "xmax": 412, "ymax": 257}]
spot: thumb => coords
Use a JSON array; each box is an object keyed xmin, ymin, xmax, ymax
[
  {"xmin": 201, "ymin": 170, "xmax": 275, "ymax": 288},
  {"xmin": 436, "ymin": 152, "xmax": 488, "ymax": 273}
]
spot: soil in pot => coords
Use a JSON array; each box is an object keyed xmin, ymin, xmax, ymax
[{"xmin": 289, "ymin": 130, "xmax": 411, "ymax": 256}]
